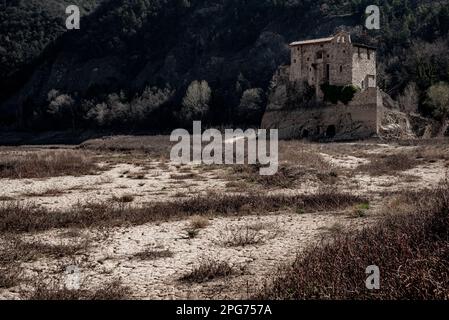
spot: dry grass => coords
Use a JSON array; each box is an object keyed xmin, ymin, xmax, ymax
[
  {"xmin": 357, "ymin": 153, "xmax": 419, "ymax": 176},
  {"xmin": 0, "ymin": 236, "xmax": 86, "ymax": 289},
  {"xmin": 258, "ymin": 181, "xmax": 449, "ymax": 300},
  {"xmin": 189, "ymin": 215, "xmax": 210, "ymax": 229},
  {"xmin": 171, "ymin": 173, "xmax": 199, "ymax": 180},
  {"xmin": 112, "ymin": 194, "xmax": 135, "ymax": 203},
  {"xmin": 0, "ymin": 237, "xmax": 86, "ymax": 263},
  {"xmin": 228, "ymin": 145, "xmax": 341, "ymax": 189},
  {"xmin": 25, "ymin": 279, "xmax": 130, "ymax": 300},
  {"xmin": 133, "ymin": 249, "xmax": 174, "ymax": 260},
  {"xmin": 79, "ymin": 135, "xmax": 173, "ymax": 160},
  {"xmin": 220, "ymin": 225, "xmax": 265, "ymax": 247},
  {"xmin": 230, "ymin": 165, "xmax": 302, "ymax": 189},
  {"xmin": 0, "ymin": 191, "xmax": 367, "ymax": 234},
  {"xmin": 22, "ymin": 188, "xmax": 65, "ymax": 198},
  {"xmin": 179, "ymin": 258, "xmax": 237, "ymax": 283},
  {"xmin": 0, "ymin": 150, "xmax": 98, "ymax": 179},
  {"xmin": 0, "ymin": 266, "xmax": 20, "ymax": 289}
]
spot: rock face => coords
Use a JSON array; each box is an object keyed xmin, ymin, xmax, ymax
[{"xmin": 261, "ymin": 66, "xmax": 383, "ymax": 141}]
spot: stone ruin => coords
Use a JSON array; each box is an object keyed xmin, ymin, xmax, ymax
[{"xmin": 261, "ymin": 31, "xmax": 441, "ymax": 141}]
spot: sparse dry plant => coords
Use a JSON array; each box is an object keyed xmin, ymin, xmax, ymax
[
  {"xmin": 0, "ymin": 191, "xmax": 366, "ymax": 233},
  {"xmin": 179, "ymin": 258, "xmax": 236, "ymax": 283},
  {"xmin": 258, "ymin": 182, "xmax": 449, "ymax": 300},
  {"xmin": 133, "ymin": 249, "xmax": 174, "ymax": 260},
  {"xmin": 0, "ymin": 150, "xmax": 98, "ymax": 179},
  {"xmin": 189, "ymin": 215, "xmax": 210, "ymax": 229},
  {"xmin": 25, "ymin": 279, "xmax": 129, "ymax": 300}
]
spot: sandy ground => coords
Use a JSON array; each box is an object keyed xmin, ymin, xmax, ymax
[{"xmin": 0, "ymin": 140, "xmax": 447, "ymax": 299}]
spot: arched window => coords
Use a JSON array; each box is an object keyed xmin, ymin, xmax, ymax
[{"xmin": 340, "ymin": 65, "xmax": 343, "ymax": 73}]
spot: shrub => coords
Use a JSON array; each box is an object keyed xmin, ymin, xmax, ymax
[
  {"xmin": 426, "ymin": 82, "xmax": 449, "ymax": 120},
  {"xmin": 258, "ymin": 182, "xmax": 449, "ymax": 300},
  {"xmin": 320, "ymin": 84, "xmax": 359, "ymax": 105},
  {"xmin": 238, "ymin": 88, "xmax": 265, "ymax": 121},
  {"xmin": 179, "ymin": 259, "xmax": 236, "ymax": 283}
]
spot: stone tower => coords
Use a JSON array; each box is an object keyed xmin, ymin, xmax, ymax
[{"xmin": 289, "ymin": 31, "xmax": 377, "ymax": 99}]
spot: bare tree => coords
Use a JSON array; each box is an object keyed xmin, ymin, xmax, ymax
[
  {"xmin": 398, "ymin": 82, "xmax": 419, "ymax": 114},
  {"xmin": 181, "ymin": 80, "xmax": 211, "ymax": 122}
]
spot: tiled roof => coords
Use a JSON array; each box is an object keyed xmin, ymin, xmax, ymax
[{"xmin": 289, "ymin": 36, "xmax": 334, "ymax": 46}]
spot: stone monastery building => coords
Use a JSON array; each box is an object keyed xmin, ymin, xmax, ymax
[{"xmin": 289, "ymin": 31, "xmax": 377, "ymax": 98}]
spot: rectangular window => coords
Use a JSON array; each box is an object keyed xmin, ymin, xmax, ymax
[
  {"xmin": 358, "ymin": 47, "xmax": 361, "ymax": 58},
  {"xmin": 367, "ymin": 49, "xmax": 371, "ymax": 60},
  {"xmin": 326, "ymin": 64, "xmax": 330, "ymax": 82}
]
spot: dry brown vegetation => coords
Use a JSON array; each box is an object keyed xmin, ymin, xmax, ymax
[
  {"xmin": 179, "ymin": 258, "xmax": 237, "ymax": 283},
  {"xmin": 22, "ymin": 188, "xmax": 65, "ymax": 198},
  {"xmin": 1, "ymin": 238, "xmax": 86, "ymax": 262},
  {"xmin": 0, "ymin": 236, "xmax": 87, "ymax": 289},
  {"xmin": 0, "ymin": 254, "xmax": 21, "ymax": 289},
  {"xmin": 357, "ymin": 153, "xmax": 419, "ymax": 176},
  {"xmin": 112, "ymin": 194, "xmax": 135, "ymax": 203},
  {"xmin": 133, "ymin": 249, "xmax": 174, "ymax": 260},
  {"xmin": 0, "ymin": 191, "xmax": 367, "ymax": 234},
  {"xmin": 0, "ymin": 150, "xmax": 98, "ymax": 179},
  {"xmin": 229, "ymin": 145, "xmax": 339, "ymax": 189},
  {"xmin": 25, "ymin": 279, "xmax": 129, "ymax": 300},
  {"xmin": 220, "ymin": 225, "xmax": 266, "ymax": 247},
  {"xmin": 2, "ymin": 137, "xmax": 448, "ymax": 300},
  {"xmin": 258, "ymin": 182, "xmax": 449, "ymax": 300},
  {"xmin": 189, "ymin": 215, "xmax": 210, "ymax": 229},
  {"xmin": 79, "ymin": 135, "xmax": 173, "ymax": 160}
]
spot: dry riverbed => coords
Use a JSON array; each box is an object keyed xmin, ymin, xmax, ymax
[{"xmin": 0, "ymin": 137, "xmax": 448, "ymax": 299}]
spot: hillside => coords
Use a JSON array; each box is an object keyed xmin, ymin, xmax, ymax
[
  {"xmin": 0, "ymin": 0, "xmax": 101, "ymax": 79},
  {"xmin": 1, "ymin": 0, "xmax": 449, "ymax": 130}
]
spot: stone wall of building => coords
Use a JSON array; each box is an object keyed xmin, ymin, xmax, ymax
[
  {"xmin": 351, "ymin": 46, "xmax": 376, "ymax": 89},
  {"xmin": 261, "ymin": 87, "xmax": 382, "ymax": 140},
  {"xmin": 289, "ymin": 32, "xmax": 376, "ymax": 94},
  {"xmin": 267, "ymin": 32, "xmax": 379, "ymax": 141}
]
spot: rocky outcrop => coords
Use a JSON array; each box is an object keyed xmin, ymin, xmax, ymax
[
  {"xmin": 261, "ymin": 66, "xmax": 440, "ymax": 141},
  {"xmin": 261, "ymin": 66, "xmax": 383, "ymax": 141}
]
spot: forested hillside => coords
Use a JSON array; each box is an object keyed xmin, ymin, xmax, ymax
[
  {"xmin": 1, "ymin": 0, "xmax": 449, "ymax": 130},
  {"xmin": 0, "ymin": 0, "xmax": 101, "ymax": 79}
]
